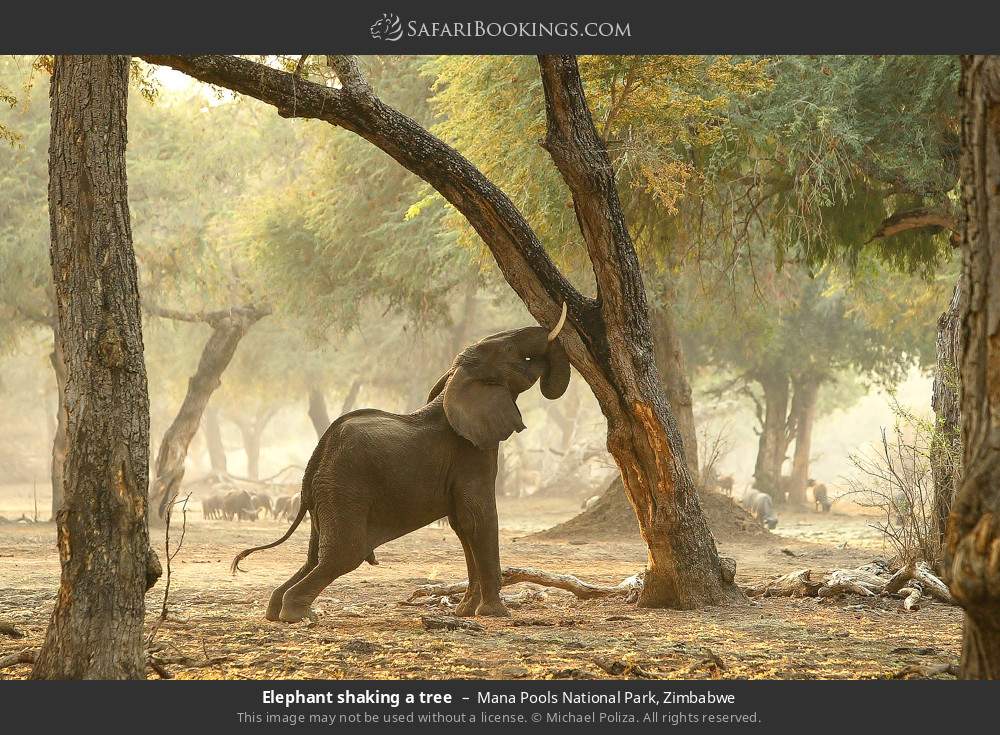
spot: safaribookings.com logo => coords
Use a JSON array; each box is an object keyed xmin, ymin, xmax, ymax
[{"xmin": 370, "ymin": 13, "xmax": 631, "ymax": 41}]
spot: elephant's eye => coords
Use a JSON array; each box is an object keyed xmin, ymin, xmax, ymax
[{"xmin": 524, "ymin": 356, "xmax": 532, "ymax": 362}]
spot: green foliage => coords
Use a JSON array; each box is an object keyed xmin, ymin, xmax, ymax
[
  {"xmin": 242, "ymin": 56, "xmax": 478, "ymax": 336},
  {"xmin": 710, "ymin": 55, "xmax": 960, "ymax": 272}
]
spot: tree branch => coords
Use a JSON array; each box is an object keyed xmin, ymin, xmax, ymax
[
  {"xmin": 139, "ymin": 55, "xmax": 592, "ymax": 370},
  {"xmin": 867, "ymin": 207, "xmax": 959, "ymax": 246},
  {"xmin": 143, "ymin": 301, "xmax": 271, "ymax": 328}
]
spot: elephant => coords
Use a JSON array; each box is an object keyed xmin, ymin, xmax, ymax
[
  {"xmin": 251, "ymin": 493, "xmax": 273, "ymax": 519},
  {"xmin": 222, "ymin": 489, "xmax": 257, "ymax": 521},
  {"xmin": 232, "ymin": 304, "xmax": 571, "ymax": 623}
]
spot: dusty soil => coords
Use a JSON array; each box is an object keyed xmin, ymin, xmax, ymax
[{"xmin": 0, "ymin": 486, "xmax": 962, "ymax": 680}]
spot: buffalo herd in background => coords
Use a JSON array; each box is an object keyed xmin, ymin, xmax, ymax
[
  {"xmin": 201, "ymin": 489, "xmax": 300, "ymax": 522},
  {"xmin": 199, "ymin": 473, "xmax": 835, "ymax": 530}
]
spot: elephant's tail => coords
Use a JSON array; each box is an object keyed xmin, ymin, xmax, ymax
[{"xmin": 231, "ymin": 502, "xmax": 307, "ymax": 574}]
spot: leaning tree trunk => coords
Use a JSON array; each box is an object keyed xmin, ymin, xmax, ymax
[
  {"xmin": 142, "ymin": 53, "xmax": 745, "ymax": 609},
  {"xmin": 203, "ymin": 405, "xmax": 227, "ymax": 474},
  {"xmin": 753, "ymin": 370, "xmax": 791, "ymax": 502},
  {"xmin": 48, "ymin": 336, "xmax": 68, "ymax": 519},
  {"xmin": 32, "ymin": 55, "xmax": 160, "ymax": 679},
  {"xmin": 788, "ymin": 376, "xmax": 820, "ymax": 505},
  {"xmin": 149, "ymin": 308, "xmax": 265, "ymax": 520},
  {"xmin": 651, "ymin": 304, "xmax": 699, "ymax": 481},
  {"xmin": 307, "ymin": 384, "xmax": 331, "ymax": 437},
  {"xmin": 932, "ymin": 280, "xmax": 962, "ymax": 557},
  {"xmin": 944, "ymin": 55, "xmax": 1000, "ymax": 680}
]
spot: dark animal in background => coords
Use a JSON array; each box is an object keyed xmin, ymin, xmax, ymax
[
  {"xmin": 232, "ymin": 304, "xmax": 571, "ymax": 623},
  {"xmin": 251, "ymin": 493, "xmax": 273, "ymax": 519},
  {"xmin": 222, "ymin": 489, "xmax": 257, "ymax": 521},
  {"xmin": 202, "ymin": 494, "xmax": 223, "ymax": 520},
  {"xmin": 742, "ymin": 488, "xmax": 779, "ymax": 529},
  {"xmin": 716, "ymin": 475, "xmax": 734, "ymax": 496},
  {"xmin": 809, "ymin": 479, "xmax": 831, "ymax": 513}
]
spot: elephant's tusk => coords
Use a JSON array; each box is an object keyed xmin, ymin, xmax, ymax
[{"xmin": 547, "ymin": 302, "xmax": 568, "ymax": 342}]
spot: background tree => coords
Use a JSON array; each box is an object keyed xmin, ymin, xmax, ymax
[
  {"xmin": 31, "ymin": 55, "xmax": 159, "ymax": 680},
  {"xmin": 944, "ymin": 54, "xmax": 1000, "ymax": 680}
]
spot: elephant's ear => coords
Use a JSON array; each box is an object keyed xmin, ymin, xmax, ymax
[
  {"xmin": 426, "ymin": 369, "xmax": 453, "ymax": 403},
  {"xmin": 443, "ymin": 367, "xmax": 525, "ymax": 449}
]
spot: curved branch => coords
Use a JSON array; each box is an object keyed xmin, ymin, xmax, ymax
[
  {"xmin": 139, "ymin": 55, "xmax": 591, "ymax": 360},
  {"xmin": 867, "ymin": 207, "xmax": 958, "ymax": 246}
]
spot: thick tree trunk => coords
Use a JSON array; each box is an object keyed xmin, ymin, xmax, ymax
[
  {"xmin": 203, "ymin": 405, "xmax": 227, "ymax": 474},
  {"xmin": 932, "ymin": 280, "xmax": 962, "ymax": 554},
  {"xmin": 48, "ymin": 337, "xmax": 68, "ymax": 520},
  {"xmin": 754, "ymin": 371, "xmax": 791, "ymax": 502},
  {"xmin": 32, "ymin": 55, "xmax": 159, "ymax": 679},
  {"xmin": 651, "ymin": 304, "xmax": 699, "ymax": 481},
  {"xmin": 944, "ymin": 55, "xmax": 1000, "ymax": 680},
  {"xmin": 788, "ymin": 376, "xmax": 820, "ymax": 505},
  {"xmin": 142, "ymin": 53, "xmax": 744, "ymax": 609},
  {"xmin": 307, "ymin": 384, "xmax": 331, "ymax": 437},
  {"xmin": 232, "ymin": 407, "xmax": 276, "ymax": 481},
  {"xmin": 149, "ymin": 309, "xmax": 264, "ymax": 520}
]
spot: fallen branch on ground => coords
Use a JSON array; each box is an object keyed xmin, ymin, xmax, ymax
[
  {"xmin": 746, "ymin": 559, "xmax": 956, "ymax": 609},
  {"xmin": 892, "ymin": 662, "xmax": 960, "ymax": 679},
  {"xmin": 0, "ymin": 648, "xmax": 36, "ymax": 669},
  {"xmin": 408, "ymin": 567, "xmax": 645, "ymax": 604},
  {"xmin": 746, "ymin": 569, "xmax": 822, "ymax": 598}
]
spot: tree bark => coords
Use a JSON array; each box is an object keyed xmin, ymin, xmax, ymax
[
  {"xmin": 932, "ymin": 280, "xmax": 963, "ymax": 555},
  {"xmin": 203, "ymin": 405, "xmax": 227, "ymax": 474},
  {"xmin": 32, "ymin": 55, "xmax": 159, "ymax": 679},
  {"xmin": 650, "ymin": 304, "xmax": 699, "ymax": 481},
  {"xmin": 148, "ymin": 307, "xmax": 266, "ymax": 520},
  {"xmin": 231, "ymin": 406, "xmax": 277, "ymax": 481},
  {"xmin": 944, "ymin": 55, "xmax": 1000, "ymax": 679},
  {"xmin": 788, "ymin": 376, "xmax": 820, "ymax": 505},
  {"xmin": 307, "ymin": 384, "xmax": 331, "ymax": 437},
  {"xmin": 48, "ymin": 335, "xmax": 68, "ymax": 520},
  {"xmin": 141, "ymin": 54, "xmax": 745, "ymax": 609},
  {"xmin": 753, "ymin": 370, "xmax": 791, "ymax": 503}
]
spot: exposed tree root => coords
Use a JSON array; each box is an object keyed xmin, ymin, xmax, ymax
[{"xmin": 408, "ymin": 567, "xmax": 645, "ymax": 605}]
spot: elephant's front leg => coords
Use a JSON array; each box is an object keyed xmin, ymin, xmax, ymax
[
  {"xmin": 459, "ymin": 493, "xmax": 508, "ymax": 617},
  {"xmin": 451, "ymin": 523, "xmax": 482, "ymax": 617}
]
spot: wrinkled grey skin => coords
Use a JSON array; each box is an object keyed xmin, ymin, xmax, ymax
[
  {"xmin": 223, "ymin": 490, "xmax": 257, "ymax": 522},
  {"xmin": 232, "ymin": 323, "xmax": 570, "ymax": 623},
  {"xmin": 743, "ymin": 488, "xmax": 779, "ymax": 529}
]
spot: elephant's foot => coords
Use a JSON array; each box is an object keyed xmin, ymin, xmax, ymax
[
  {"xmin": 475, "ymin": 599, "xmax": 510, "ymax": 617},
  {"xmin": 278, "ymin": 595, "xmax": 317, "ymax": 623},
  {"xmin": 265, "ymin": 591, "xmax": 285, "ymax": 622},
  {"xmin": 455, "ymin": 598, "xmax": 481, "ymax": 617}
]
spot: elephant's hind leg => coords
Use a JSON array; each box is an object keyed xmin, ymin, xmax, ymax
[
  {"xmin": 265, "ymin": 520, "xmax": 319, "ymax": 621},
  {"xmin": 279, "ymin": 521, "xmax": 367, "ymax": 623}
]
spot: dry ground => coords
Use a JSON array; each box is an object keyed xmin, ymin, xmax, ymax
[{"xmin": 0, "ymin": 488, "xmax": 962, "ymax": 680}]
